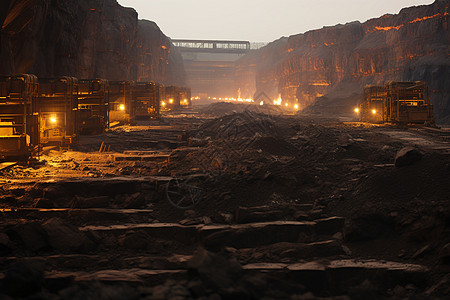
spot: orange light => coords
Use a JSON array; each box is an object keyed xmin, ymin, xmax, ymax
[
  {"xmin": 354, "ymin": 108, "xmax": 360, "ymax": 113},
  {"xmin": 372, "ymin": 109, "xmax": 377, "ymax": 115},
  {"xmin": 119, "ymin": 104, "xmax": 125, "ymax": 111}
]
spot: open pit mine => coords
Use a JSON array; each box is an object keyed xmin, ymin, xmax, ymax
[{"xmin": 0, "ymin": 0, "xmax": 450, "ymax": 299}]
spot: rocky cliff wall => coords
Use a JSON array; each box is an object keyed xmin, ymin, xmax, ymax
[
  {"xmin": 236, "ymin": 0, "xmax": 450, "ymax": 122},
  {"xmin": 0, "ymin": 0, "xmax": 185, "ymax": 85},
  {"xmin": 136, "ymin": 20, "xmax": 185, "ymax": 86},
  {"xmin": 235, "ymin": 37, "xmax": 288, "ymax": 100}
]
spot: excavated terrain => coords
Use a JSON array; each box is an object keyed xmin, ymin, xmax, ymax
[{"xmin": 1, "ymin": 103, "xmax": 450, "ymax": 299}]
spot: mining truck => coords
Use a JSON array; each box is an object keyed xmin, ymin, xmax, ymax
[
  {"xmin": 359, "ymin": 81, "xmax": 434, "ymax": 124},
  {"xmin": 133, "ymin": 82, "xmax": 161, "ymax": 119},
  {"xmin": 109, "ymin": 81, "xmax": 135, "ymax": 124},
  {"xmin": 163, "ymin": 86, "xmax": 192, "ymax": 110},
  {"xmin": 77, "ymin": 79, "xmax": 109, "ymax": 134},
  {"xmin": 37, "ymin": 77, "xmax": 78, "ymax": 146},
  {"xmin": 180, "ymin": 87, "xmax": 192, "ymax": 108},
  {"xmin": 0, "ymin": 74, "xmax": 40, "ymax": 161}
]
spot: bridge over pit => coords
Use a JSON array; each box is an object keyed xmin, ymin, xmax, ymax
[{"xmin": 172, "ymin": 39, "xmax": 251, "ymax": 99}]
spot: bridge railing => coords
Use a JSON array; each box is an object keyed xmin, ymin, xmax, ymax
[{"xmin": 172, "ymin": 39, "xmax": 250, "ymax": 53}]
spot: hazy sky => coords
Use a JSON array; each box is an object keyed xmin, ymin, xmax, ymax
[{"xmin": 117, "ymin": 0, "xmax": 435, "ymax": 42}]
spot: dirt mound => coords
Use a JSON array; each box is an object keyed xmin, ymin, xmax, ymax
[
  {"xmin": 301, "ymin": 93, "xmax": 361, "ymax": 117},
  {"xmin": 196, "ymin": 111, "xmax": 289, "ymax": 139},
  {"xmin": 250, "ymin": 136, "xmax": 298, "ymax": 156},
  {"xmin": 199, "ymin": 102, "xmax": 246, "ymax": 116},
  {"xmin": 199, "ymin": 102, "xmax": 285, "ymax": 117}
]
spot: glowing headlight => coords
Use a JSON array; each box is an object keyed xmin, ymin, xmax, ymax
[
  {"xmin": 119, "ymin": 104, "xmax": 125, "ymax": 111},
  {"xmin": 372, "ymin": 109, "xmax": 377, "ymax": 115}
]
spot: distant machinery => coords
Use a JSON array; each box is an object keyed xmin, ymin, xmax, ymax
[
  {"xmin": 133, "ymin": 82, "xmax": 162, "ymax": 120},
  {"xmin": 109, "ymin": 81, "xmax": 135, "ymax": 123},
  {"xmin": 358, "ymin": 81, "xmax": 434, "ymax": 124},
  {"xmin": 0, "ymin": 73, "xmax": 192, "ymax": 161},
  {"xmin": 172, "ymin": 39, "xmax": 250, "ymax": 98},
  {"xmin": 77, "ymin": 79, "xmax": 109, "ymax": 135},
  {"xmin": 37, "ymin": 77, "xmax": 78, "ymax": 146},
  {"xmin": 163, "ymin": 86, "xmax": 192, "ymax": 110}
]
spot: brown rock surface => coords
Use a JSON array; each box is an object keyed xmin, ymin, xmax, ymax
[
  {"xmin": 0, "ymin": 0, "xmax": 185, "ymax": 85},
  {"xmin": 235, "ymin": 0, "xmax": 450, "ymax": 122}
]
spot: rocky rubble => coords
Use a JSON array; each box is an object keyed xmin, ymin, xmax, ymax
[{"xmin": 1, "ymin": 105, "xmax": 450, "ymax": 298}]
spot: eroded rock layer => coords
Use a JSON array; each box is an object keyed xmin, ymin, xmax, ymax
[
  {"xmin": 236, "ymin": 0, "xmax": 450, "ymax": 122},
  {"xmin": 0, "ymin": 0, "xmax": 185, "ymax": 85}
]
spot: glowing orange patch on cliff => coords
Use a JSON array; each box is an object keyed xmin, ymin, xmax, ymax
[
  {"xmin": 370, "ymin": 10, "xmax": 448, "ymax": 32},
  {"xmin": 410, "ymin": 13, "xmax": 442, "ymax": 23},
  {"xmin": 310, "ymin": 82, "xmax": 330, "ymax": 86},
  {"xmin": 374, "ymin": 25, "xmax": 404, "ymax": 31}
]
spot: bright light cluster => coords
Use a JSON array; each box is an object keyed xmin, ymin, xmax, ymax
[
  {"xmin": 207, "ymin": 96, "xmax": 254, "ymax": 103},
  {"xmin": 273, "ymin": 96, "xmax": 282, "ymax": 106},
  {"xmin": 272, "ymin": 95, "xmax": 299, "ymax": 110}
]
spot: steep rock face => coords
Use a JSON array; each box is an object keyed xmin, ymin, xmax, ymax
[
  {"xmin": 236, "ymin": 0, "xmax": 450, "ymax": 122},
  {"xmin": 136, "ymin": 20, "xmax": 185, "ymax": 86},
  {"xmin": 235, "ymin": 37, "xmax": 288, "ymax": 100},
  {"xmin": 0, "ymin": 0, "xmax": 185, "ymax": 85}
]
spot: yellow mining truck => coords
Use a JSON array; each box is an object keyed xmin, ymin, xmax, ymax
[
  {"xmin": 359, "ymin": 81, "xmax": 434, "ymax": 124},
  {"xmin": 134, "ymin": 82, "xmax": 161, "ymax": 119},
  {"xmin": 109, "ymin": 81, "xmax": 135, "ymax": 124},
  {"xmin": 0, "ymin": 74, "xmax": 40, "ymax": 161},
  {"xmin": 77, "ymin": 79, "xmax": 109, "ymax": 134},
  {"xmin": 37, "ymin": 77, "xmax": 78, "ymax": 146}
]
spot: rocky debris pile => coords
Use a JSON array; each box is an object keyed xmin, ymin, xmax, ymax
[
  {"xmin": 394, "ymin": 147, "xmax": 423, "ymax": 168},
  {"xmin": 300, "ymin": 94, "xmax": 361, "ymax": 117},
  {"xmin": 195, "ymin": 110, "xmax": 293, "ymax": 139},
  {"xmin": 1, "ymin": 112, "xmax": 450, "ymax": 298},
  {"xmin": 199, "ymin": 102, "xmax": 285, "ymax": 117},
  {"xmin": 1, "ymin": 218, "xmax": 94, "ymax": 256}
]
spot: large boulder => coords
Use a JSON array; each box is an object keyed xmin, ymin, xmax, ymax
[
  {"xmin": 394, "ymin": 147, "xmax": 423, "ymax": 168},
  {"xmin": 42, "ymin": 218, "xmax": 92, "ymax": 252},
  {"xmin": 8, "ymin": 222, "xmax": 49, "ymax": 252},
  {"xmin": 0, "ymin": 232, "xmax": 13, "ymax": 255},
  {"xmin": 3, "ymin": 261, "xmax": 45, "ymax": 297},
  {"xmin": 187, "ymin": 248, "xmax": 266, "ymax": 299}
]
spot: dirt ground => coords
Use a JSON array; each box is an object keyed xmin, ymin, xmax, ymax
[{"xmin": 1, "ymin": 102, "xmax": 450, "ymax": 299}]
